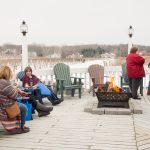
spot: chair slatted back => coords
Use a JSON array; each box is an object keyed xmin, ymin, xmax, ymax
[
  {"xmin": 17, "ymin": 71, "xmax": 25, "ymax": 81},
  {"xmin": 122, "ymin": 63, "xmax": 129, "ymax": 83},
  {"xmin": 88, "ymin": 64, "xmax": 104, "ymax": 85},
  {"xmin": 122, "ymin": 63, "xmax": 127, "ymax": 76},
  {"xmin": 54, "ymin": 63, "xmax": 72, "ymax": 86}
]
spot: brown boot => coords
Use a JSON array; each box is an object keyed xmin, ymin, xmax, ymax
[
  {"xmin": 21, "ymin": 126, "xmax": 30, "ymax": 133},
  {"xmin": 8, "ymin": 128, "xmax": 22, "ymax": 135},
  {"xmin": 8, "ymin": 127, "xmax": 30, "ymax": 135}
]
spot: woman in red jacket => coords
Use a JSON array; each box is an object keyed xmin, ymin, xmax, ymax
[{"xmin": 126, "ymin": 47, "xmax": 145, "ymax": 99}]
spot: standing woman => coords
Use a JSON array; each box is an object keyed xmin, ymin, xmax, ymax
[
  {"xmin": 0, "ymin": 66, "xmax": 29, "ymax": 134},
  {"xmin": 126, "ymin": 47, "xmax": 145, "ymax": 99}
]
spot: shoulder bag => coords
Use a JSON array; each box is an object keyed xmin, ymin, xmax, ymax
[{"xmin": 5, "ymin": 102, "xmax": 20, "ymax": 118}]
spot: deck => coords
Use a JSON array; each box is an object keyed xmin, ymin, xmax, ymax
[{"xmin": 0, "ymin": 89, "xmax": 150, "ymax": 150}]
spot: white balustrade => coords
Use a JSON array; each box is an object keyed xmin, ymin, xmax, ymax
[{"xmin": 14, "ymin": 65, "xmax": 150, "ymax": 90}]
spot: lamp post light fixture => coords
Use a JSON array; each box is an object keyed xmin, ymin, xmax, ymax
[
  {"xmin": 20, "ymin": 20, "xmax": 28, "ymax": 70},
  {"xmin": 20, "ymin": 20, "xmax": 28, "ymax": 36},
  {"xmin": 128, "ymin": 25, "xmax": 134, "ymax": 54}
]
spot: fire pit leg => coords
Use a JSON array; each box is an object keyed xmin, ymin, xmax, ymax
[{"xmin": 98, "ymin": 102, "xmax": 102, "ymax": 108}]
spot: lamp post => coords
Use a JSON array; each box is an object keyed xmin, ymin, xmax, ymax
[
  {"xmin": 128, "ymin": 25, "xmax": 134, "ymax": 54},
  {"xmin": 20, "ymin": 20, "xmax": 28, "ymax": 70}
]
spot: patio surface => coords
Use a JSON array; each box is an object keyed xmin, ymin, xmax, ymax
[{"xmin": 0, "ymin": 90, "xmax": 150, "ymax": 150}]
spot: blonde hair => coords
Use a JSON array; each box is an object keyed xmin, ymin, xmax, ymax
[{"xmin": 0, "ymin": 66, "xmax": 13, "ymax": 80}]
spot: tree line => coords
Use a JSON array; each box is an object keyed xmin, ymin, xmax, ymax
[{"xmin": 0, "ymin": 43, "xmax": 150, "ymax": 58}]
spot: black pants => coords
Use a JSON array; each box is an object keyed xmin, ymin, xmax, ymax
[
  {"xmin": 24, "ymin": 88, "xmax": 43, "ymax": 104},
  {"xmin": 47, "ymin": 86, "xmax": 60, "ymax": 102},
  {"xmin": 24, "ymin": 86, "xmax": 59, "ymax": 104},
  {"xmin": 128, "ymin": 77, "xmax": 142, "ymax": 98},
  {"xmin": 27, "ymin": 95, "xmax": 37, "ymax": 108}
]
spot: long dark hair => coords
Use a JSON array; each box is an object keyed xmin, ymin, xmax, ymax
[{"xmin": 24, "ymin": 66, "xmax": 32, "ymax": 74}]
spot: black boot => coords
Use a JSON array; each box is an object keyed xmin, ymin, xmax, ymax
[
  {"xmin": 47, "ymin": 96, "xmax": 62, "ymax": 106},
  {"xmin": 36, "ymin": 110, "xmax": 50, "ymax": 117},
  {"xmin": 36, "ymin": 102, "xmax": 53, "ymax": 112},
  {"xmin": 35, "ymin": 102, "xmax": 53, "ymax": 117},
  {"xmin": 52, "ymin": 99, "xmax": 62, "ymax": 106}
]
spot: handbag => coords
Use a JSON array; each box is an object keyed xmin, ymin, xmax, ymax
[
  {"xmin": 38, "ymin": 82, "xmax": 51, "ymax": 96},
  {"xmin": 124, "ymin": 75, "xmax": 129, "ymax": 83},
  {"xmin": 5, "ymin": 102, "xmax": 20, "ymax": 118}
]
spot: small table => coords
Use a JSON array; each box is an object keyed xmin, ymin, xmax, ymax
[{"xmin": 23, "ymin": 88, "xmax": 43, "ymax": 104}]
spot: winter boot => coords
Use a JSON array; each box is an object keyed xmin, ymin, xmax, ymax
[
  {"xmin": 36, "ymin": 110, "xmax": 50, "ymax": 117},
  {"xmin": 52, "ymin": 99, "xmax": 62, "ymax": 106},
  {"xmin": 36, "ymin": 102, "xmax": 53, "ymax": 112},
  {"xmin": 47, "ymin": 96, "xmax": 62, "ymax": 106},
  {"xmin": 35, "ymin": 102, "xmax": 53, "ymax": 117}
]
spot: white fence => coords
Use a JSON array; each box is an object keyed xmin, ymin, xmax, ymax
[{"xmin": 15, "ymin": 65, "xmax": 150, "ymax": 90}]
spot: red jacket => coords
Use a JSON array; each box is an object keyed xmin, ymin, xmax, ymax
[{"xmin": 126, "ymin": 53, "xmax": 145, "ymax": 78}]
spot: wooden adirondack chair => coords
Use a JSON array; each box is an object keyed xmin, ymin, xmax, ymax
[
  {"xmin": 53, "ymin": 63, "xmax": 83, "ymax": 100},
  {"xmin": 88, "ymin": 64, "xmax": 104, "ymax": 96},
  {"xmin": 17, "ymin": 71, "xmax": 25, "ymax": 81},
  {"xmin": 120, "ymin": 63, "xmax": 143, "ymax": 96}
]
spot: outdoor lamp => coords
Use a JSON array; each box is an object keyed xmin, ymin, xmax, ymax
[
  {"xmin": 20, "ymin": 20, "xmax": 28, "ymax": 36},
  {"xmin": 128, "ymin": 25, "xmax": 134, "ymax": 38},
  {"xmin": 20, "ymin": 20, "xmax": 28, "ymax": 70}
]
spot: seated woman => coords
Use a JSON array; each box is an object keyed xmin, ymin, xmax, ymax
[
  {"xmin": 16, "ymin": 74, "xmax": 53, "ymax": 117},
  {"xmin": 0, "ymin": 66, "xmax": 30, "ymax": 134},
  {"xmin": 22, "ymin": 66, "xmax": 62, "ymax": 106}
]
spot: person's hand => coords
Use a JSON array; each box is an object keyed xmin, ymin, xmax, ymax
[
  {"xmin": 24, "ymin": 83, "xmax": 30, "ymax": 88},
  {"xmin": 33, "ymin": 84, "xmax": 38, "ymax": 88},
  {"xmin": 42, "ymin": 81, "xmax": 46, "ymax": 84},
  {"xmin": 19, "ymin": 90, "xmax": 29, "ymax": 97},
  {"xmin": 13, "ymin": 83, "xmax": 19, "ymax": 88}
]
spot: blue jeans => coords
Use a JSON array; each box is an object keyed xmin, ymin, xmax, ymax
[{"xmin": 17, "ymin": 102, "xmax": 27, "ymax": 129}]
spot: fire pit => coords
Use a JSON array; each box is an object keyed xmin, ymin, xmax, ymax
[{"xmin": 96, "ymin": 91, "xmax": 131, "ymax": 108}]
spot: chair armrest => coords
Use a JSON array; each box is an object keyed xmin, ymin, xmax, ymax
[
  {"xmin": 55, "ymin": 78, "xmax": 66, "ymax": 81},
  {"xmin": 70, "ymin": 77, "xmax": 84, "ymax": 79},
  {"xmin": 104, "ymin": 75, "xmax": 109, "ymax": 78},
  {"xmin": 71, "ymin": 77, "xmax": 84, "ymax": 85}
]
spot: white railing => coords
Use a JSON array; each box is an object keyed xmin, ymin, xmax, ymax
[{"xmin": 15, "ymin": 65, "xmax": 150, "ymax": 90}]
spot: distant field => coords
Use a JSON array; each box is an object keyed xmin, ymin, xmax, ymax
[
  {"xmin": 0, "ymin": 56, "xmax": 149, "ymax": 67},
  {"xmin": 0, "ymin": 57, "xmax": 83, "ymax": 66},
  {"xmin": 115, "ymin": 56, "xmax": 150, "ymax": 66}
]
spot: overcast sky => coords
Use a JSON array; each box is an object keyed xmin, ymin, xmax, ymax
[{"xmin": 0, "ymin": 0, "xmax": 150, "ymax": 46}]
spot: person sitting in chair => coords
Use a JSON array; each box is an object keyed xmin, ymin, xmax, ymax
[
  {"xmin": 22, "ymin": 66, "xmax": 62, "ymax": 105},
  {"xmin": 0, "ymin": 66, "xmax": 30, "ymax": 134}
]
